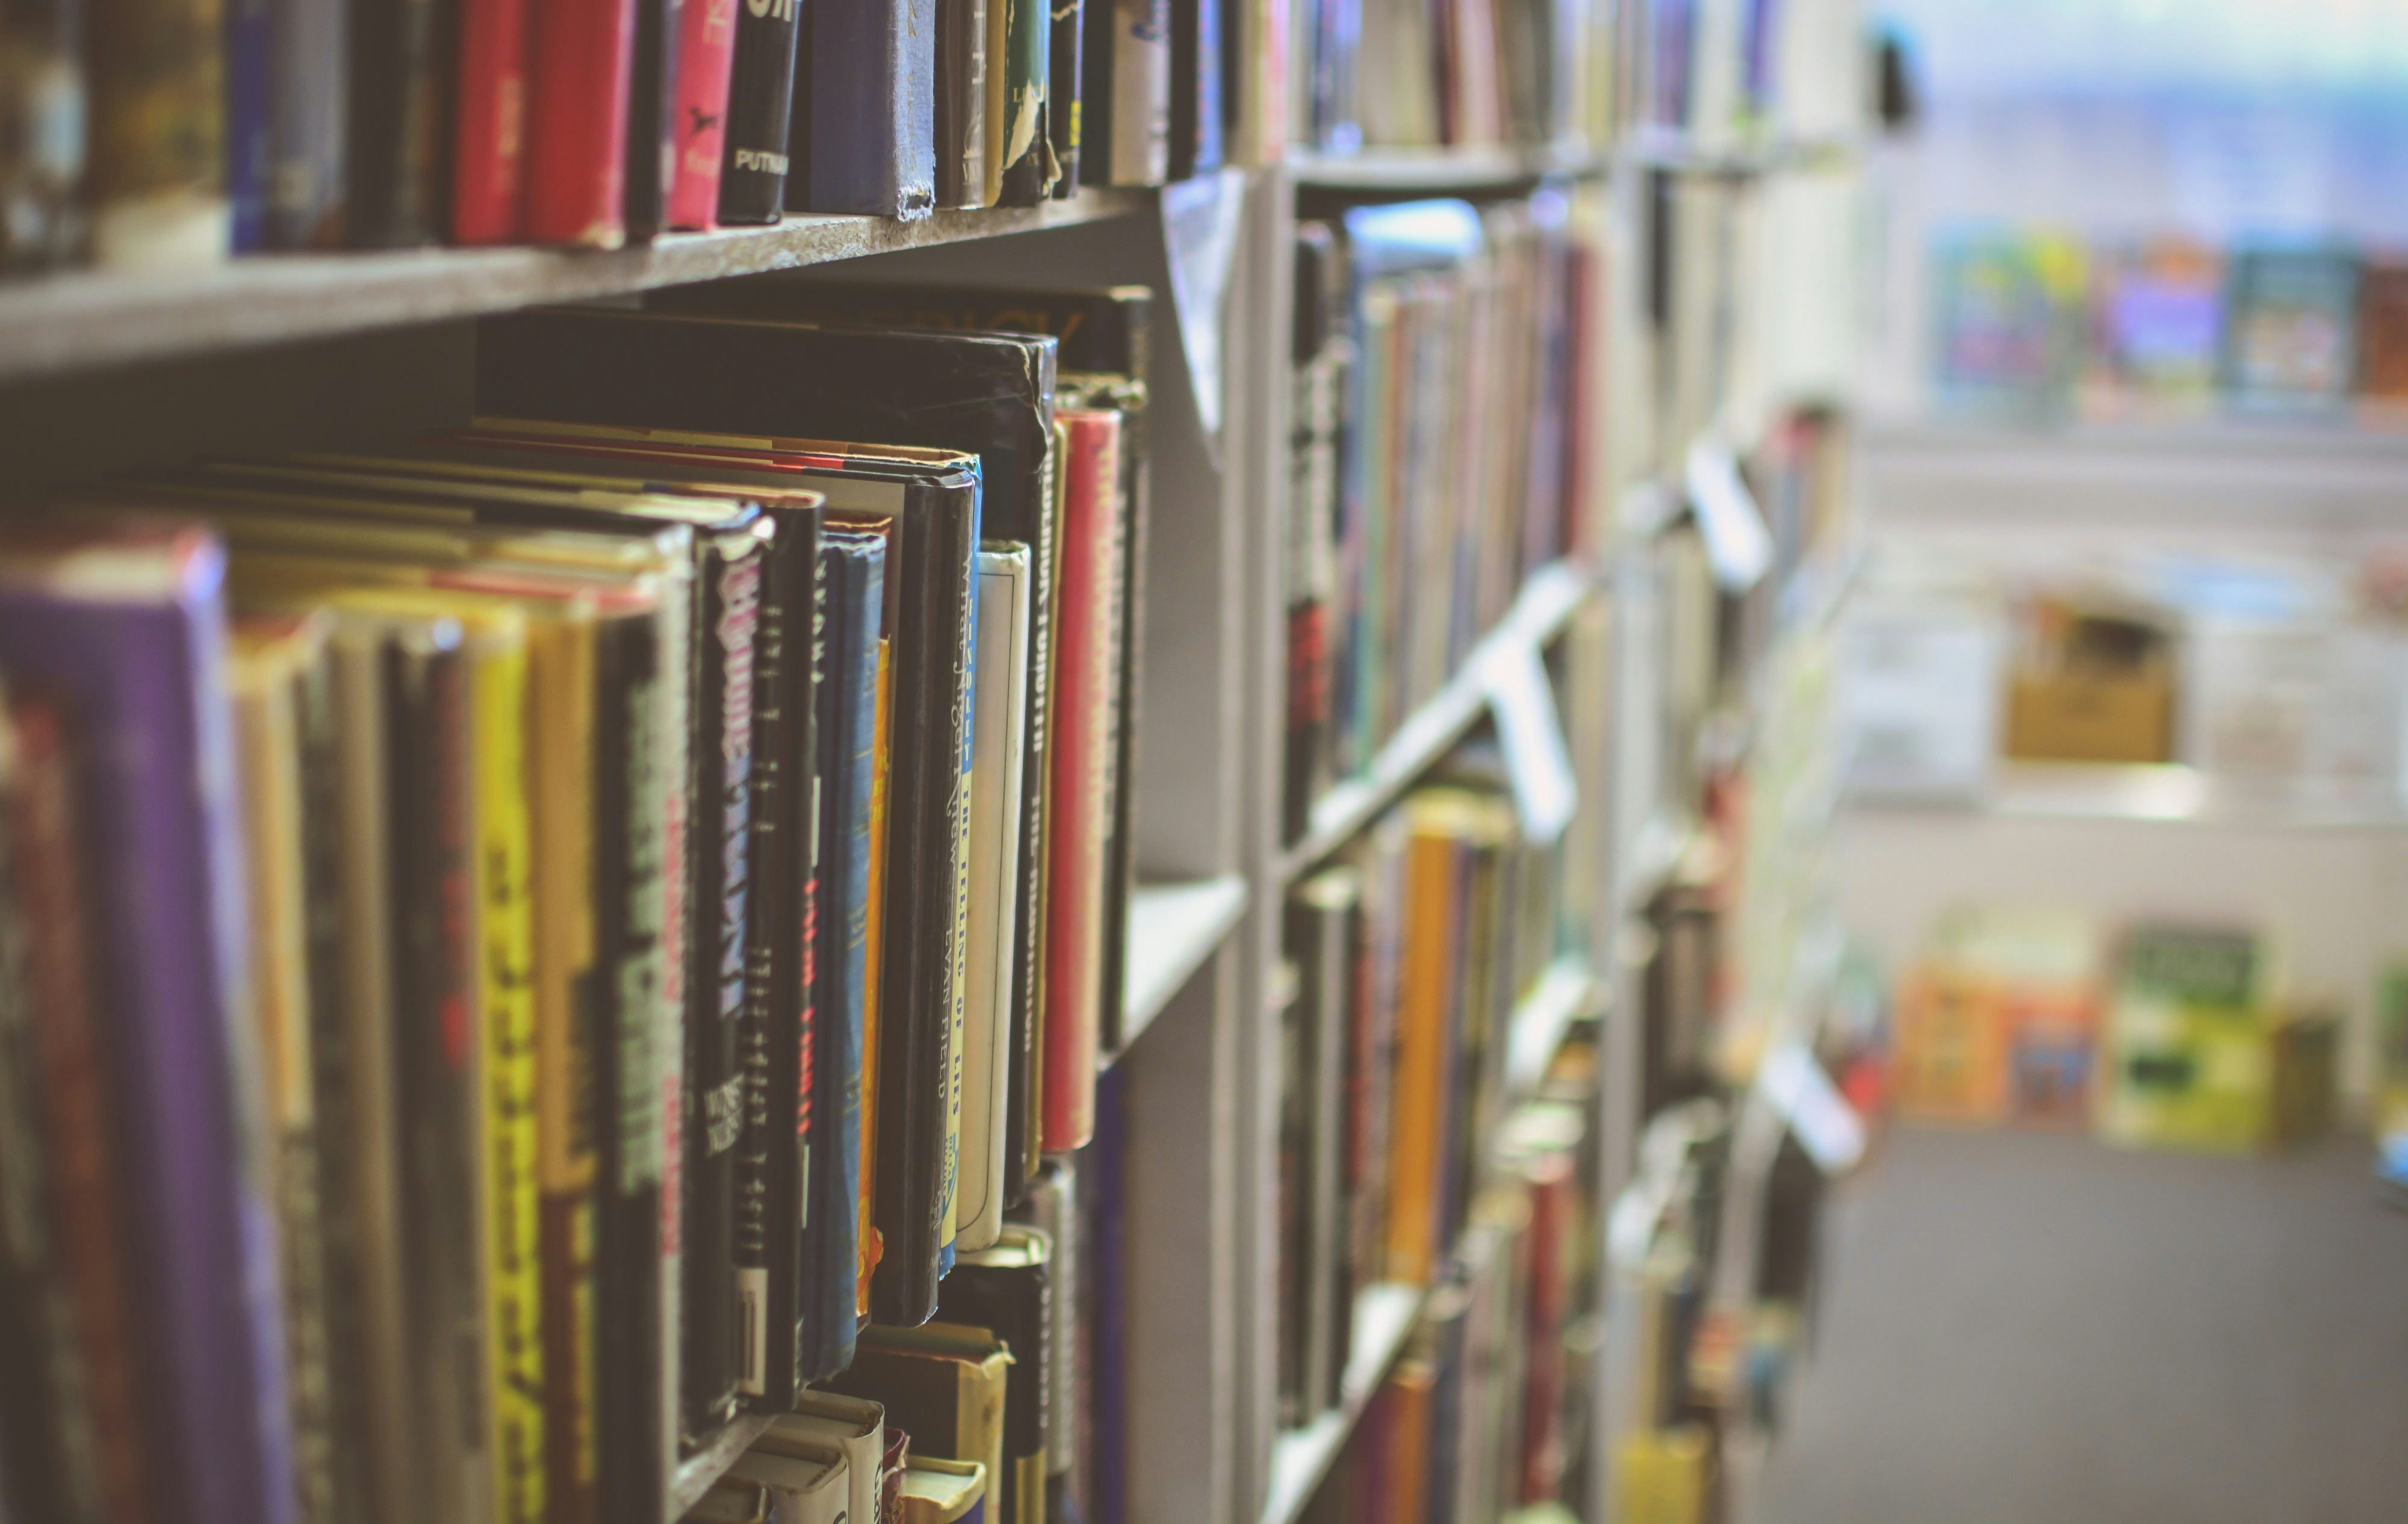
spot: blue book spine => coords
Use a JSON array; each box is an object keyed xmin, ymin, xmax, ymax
[
  {"xmin": 805, "ymin": 530, "xmax": 884, "ymax": 1380},
  {"xmin": 226, "ymin": 0, "xmax": 274, "ymax": 250},
  {"xmin": 803, "ymin": 0, "xmax": 939, "ymax": 215}
]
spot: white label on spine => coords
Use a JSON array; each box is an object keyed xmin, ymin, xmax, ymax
[{"xmin": 738, "ymin": 1266, "xmax": 768, "ymax": 1396}]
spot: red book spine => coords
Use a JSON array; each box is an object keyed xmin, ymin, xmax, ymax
[
  {"xmin": 1040, "ymin": 412, "xmax": 1125, "ymax": 1153},
  {"xmin": 13, "ymin": 698, "xmax": 150, "ymax": 1524},
  {"xmin": 453, "ymin": 0, "xmax": 536, "ymax": 242},
  {"xmin": 664, "ymin": 0, "xmax": 739, "ymax": 230},
  {"xmin": 521, "ymin": 0, "xmax": 638, "ymax": 247}
]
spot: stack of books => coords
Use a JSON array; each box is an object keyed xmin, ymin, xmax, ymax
[{"xmin": 0, "ymin": 286, "xmax": 1152, "ymax": 1524}]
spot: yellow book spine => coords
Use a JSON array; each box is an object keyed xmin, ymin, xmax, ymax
[
  {"xmin": 474, "ymin": 631, "xmax": 545, "ymax": 1524},
  {"xmin": 858, "ymin": 638, "xmax": 895, "ymax": 1318},
  {"xmin": 1385, "ymin": 825, "xmax": 1460, "ymax": 1286},
  {"xmin": 530, "ymin": 619, "xmax": 598, "ymax": 1519}
]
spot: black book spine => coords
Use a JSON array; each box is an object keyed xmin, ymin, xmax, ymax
[
  {"xmin": 868, "ymin": 494, "xmax": 977, "ymax": 1327},
  {"xmin": 1044, "ymin": 0, "xmax": 1082, "ymax": 199},
  {"xmin": 736, "ymin": 510, "xmax": 816, "ymax": 1413},
  {"xmin": 296, "ymin": 638, "xmax": 371, "ymax": 1524},
  {"xmin": 595, "ymin": 614, "xmax": 668, "ymax": 1524},
  {"xmin": 625, "ymin": 0, "xmax": 683, "ymax": 238},
  {"xmin": 1075, "ymin": 0, "xmax": 1112, "ymax": 186},
  {"xmin": 386, "ymin": 633, "xmax": 480, "ymax": 1517},
  {"xmin": 344, "ymin": 0, "xmax": 450, "ymax": 244},
  {"xmin": 933, "ymin": 0, "xmax": 988, "ymax": 207},
  {"xmin": 686, "ymin": 536, "xmax": 762, "ymax": 1434},
  {"xmin": 715, "ymin": 0, "xmax": 801, "ymax": 223}
]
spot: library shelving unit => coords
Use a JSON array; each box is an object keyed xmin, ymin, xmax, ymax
[{"xmin": 0, "ymin": 18, "xmax": 1870, "ymax": 1524}]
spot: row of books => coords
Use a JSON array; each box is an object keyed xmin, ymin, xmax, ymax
[
  {"xmin": 1298, "ymin": 1025, "xmax": 1603, "ymax": 1523},
  {"xmin": 1288, "ymin": 0, "xmax": 1610, "ymax": 153},
  {"xmin": 0, "ymin": 283, "xmax": 1158, "ymax": 1524},
  {"xmin": 1932, "ymin": 235, "xmax": 2408, "ymax": 421},
  {"xmin": 1282, "ymin": 190, "xmax": 1601, "ymax": 844},
  {"xmin": 0, "ymin": 0, "xmax": 1242, "ymax": 271},
  {"xmin": 1275, "ymin": 744, "xmax": 1574, "ymax": 1433}
]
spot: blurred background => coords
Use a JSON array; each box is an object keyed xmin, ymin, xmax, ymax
[{"xmin": 1764, "ymin": 2, "xmax": 2408, "ymax": 1520}]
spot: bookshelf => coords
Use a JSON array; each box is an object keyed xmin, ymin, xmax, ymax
[
  {"xmin": 0, "ymin": 0, "xmax": 1874, "ymax": 1516},
  {"xmin": 0, "ymin": 189, "xmax": 1150, "ymax": 385}
]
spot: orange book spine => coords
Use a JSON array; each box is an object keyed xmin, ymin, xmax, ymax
[
  {"xmin": 1040, "ymin": 412, "xmax": 1125, "ymax": 1152},
  {"xmin": 855, "ymin": 639, "xmax": 893, "ymax": 1318},
  {"xmin": 1383, "ymin": 820, "xmax": 1459, "ymax": 1286},
  {"xmin": 1388, "ymin": 1357, "xmax": 1436, "ymax": 1524}
]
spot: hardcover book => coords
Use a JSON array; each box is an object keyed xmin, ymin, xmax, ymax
[
  {"xmin": 792, "ymin": 0, "xmax": 937, "ymax": 216},
  {"xmin": 341, "ymin": 0, "xmax": 443, "ymax": 247},
  {"xmin": 522, "ymin": 0, "xmax": 638, "ymax": 246},
  {"xmin": 716, "ymin": 0, "xmax": 801, "ymax": 222}
]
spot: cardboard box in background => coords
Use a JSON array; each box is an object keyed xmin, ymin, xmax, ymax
[{"xmin": 2005, "ymin": 664, "xmax": 2175, "ymax": 765}]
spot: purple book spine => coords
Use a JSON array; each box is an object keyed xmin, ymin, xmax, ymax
[{"xmin": 0, "ymin": 530, "xmax": 292, "ymax": 1524}]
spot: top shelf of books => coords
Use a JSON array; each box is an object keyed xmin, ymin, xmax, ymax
[{"xmin": 0, "ymin": 190, "xmax": 1149, "ymax": 388}]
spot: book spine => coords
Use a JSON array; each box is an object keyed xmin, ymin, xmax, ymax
[
  {"xmin": 522, "ymin": 0, "xmax": 635, "ymax": 246},
  {"xmin": 391, "ymin": 636, "xmax": 483, "ymax": 1522},
  {"xmin": 930, "ymin": 0, "xmax": 987, "ymax": 208},
  {"xmin": 0, "ymin": 700, "xmax": 110, "ymax": 1524},
  {"xmin": 1044, "ymin": 0, "xmax": 1081, "ymax": 197},
  {"xmin": 735, "ymin": 515, "xmax": 812, "ymax": 1410},
  {"xmin": 813, "ymin": 541, "xmax": 881, "ymax": 1378},
  {"xmin": 1040, "ymin": 414, "xmax": 1123, "ymax": 1152},
  {"xmin": 533, "ymin": 621, "xmax": 600, "ymax": 1524},
  {"xmin": 0, "ymin": 0, "xmax": 85, "ymax": 269},
  {"xmin": 226, "ymin": 0, "xmax": 271, "ymax": 250},
  {"xmin": 230, "ymin": 646, "xmax": 338, "ymax": 1524},
  {"xmin": 341, "ymin": 0, "xmax": 445, "ymax": 246},
  {"xmin": 267, "ymin": 0, "xmax": 345, "ymax": 246},
  {"xmin": 714, "ymin": 0, "xmax": 801, "ymax": 223},
  {"xmin": 993, "ymin": 0, "xmax": 1050, "ymax": 205},
  {"xmin": 291, "ymin": 645, "xmax": 368, "ymax": 1524},
  {"xmin": 90, "ymin": 0, "xmax": 229, "ymax": 264},
  {"xmin": 623, "ymin": 0, "xmax": 679, "ymax": 237},
  {"xmin": 663, "ymin": 0, "xmax": 737, "ymax": 228},
  {"xmin": 452, "ymin": 0, "xmax": 534, "ymax": 243},
  {"xmin": 327, "ymin": 630, "xmax": 415, "ymax": 1524},
  {"xmin": 795, "ymin": 0, "xmax": 936, "ymax": 217},
  {"xmin": 961, "ymin": 544, "xmax": 1030, "ymax": 1256},
  {"xmin": 475, "ymin": 636, "xmax": 546, "ymax": 1524},
  {"xmin": 855, "ymin": 639, "xmax": 893, "ymax": 1323},
  {"xmin": 1075, "ymin": 0, "xmax": 1109, "ymax": 185},
  {"xmin": 1165, "ymin": 0, "xmax": 1217, "ymax": 178},
  {"xmin": 591, "ymin": 613, "xmax": 665, "ymax": 1524},
  {"xmin": 1103, "ymin": 0, "xmax": 1167, "ymax": 184},
  {"xmin": 1385, "ymin": 823, "xmax": 1456, "ymax": 1285},
  {"xmin": 686, "ymin": 541, "xmax": 759, "ymax": 1433}
]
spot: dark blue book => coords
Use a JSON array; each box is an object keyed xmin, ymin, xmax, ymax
[
  {"xmin": 226, "ymin": 0, "xmax": 272, "ymax": 249},
  {"xmin": 1168, "ymin": 0, "xmax": 1218, "ymax": 179},
  {"xmin": 803, "ymin": 527, "xmax": 885, "ymax": 1382},
  {"xmin": 792, "ymin": 0, "xmax": 937, "ymax": 215}
]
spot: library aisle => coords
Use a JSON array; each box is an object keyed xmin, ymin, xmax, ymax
[{"xmin": 1758, "ymin": 1126, "xmax": 2408, "ymax": 1524}]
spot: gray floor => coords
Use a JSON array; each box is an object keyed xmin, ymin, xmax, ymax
[{"xmin": 1755, "ymin": 1124, "xmax": 2408, "ymax": 1524}]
